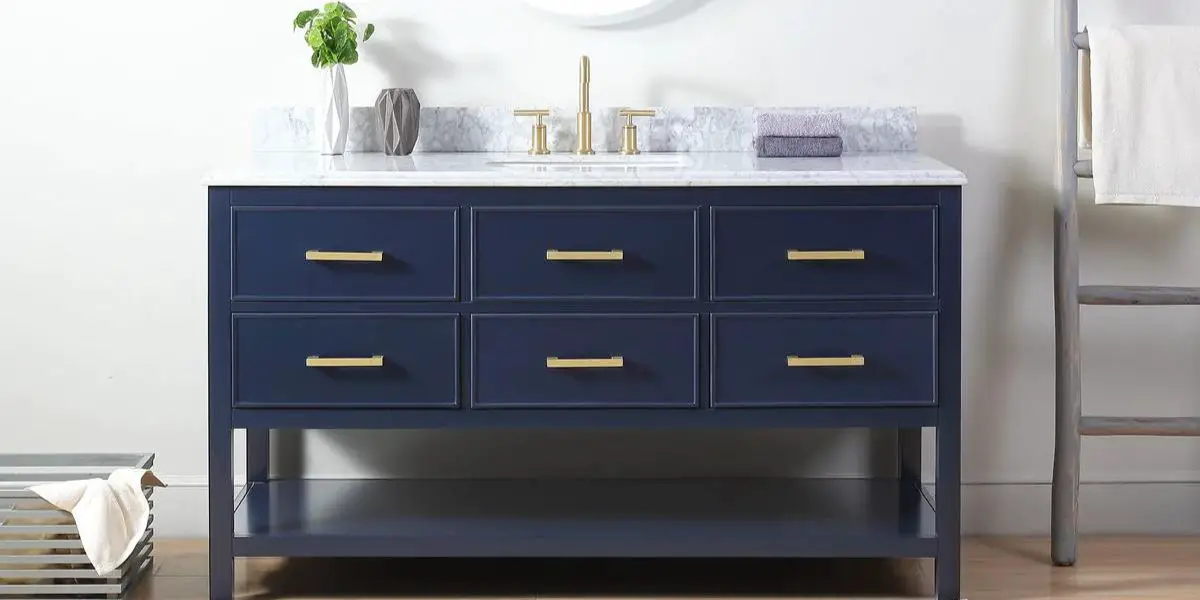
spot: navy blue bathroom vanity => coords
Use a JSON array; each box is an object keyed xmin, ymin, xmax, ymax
[{"xmin": 206, "ymin": 152, "xmax": 966, "ymax": 600}]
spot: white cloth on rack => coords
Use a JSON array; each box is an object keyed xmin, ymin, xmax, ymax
[
  {"xmin": 27, "ymin": 469, "xmax": 165, "ymax": 576},
  {"xmin": 1090, "ymin": 26, "xmax": 1200, "ymax": 206}
]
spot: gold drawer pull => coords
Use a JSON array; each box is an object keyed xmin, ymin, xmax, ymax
[
  {"xmin": 787, "ymin": 249, "xmax": 866, "ymax": 261},
  {"xmin": 305, "ymin": 250, "xmax": 385, "ymax": 263},
  {"xmin": 546, "ymin": 250, "xmax": 625, "ymax": 262},
  {"xmin": 787, "ymin": 355, "xmax": 866, "ymax": 368},
  {"xmin": 306, "ymin": 355, "xmax": 385, "ymax": 368},
  {"xmin": 546, "ymin": 356, "xmax": 625, "ymax": 369}
]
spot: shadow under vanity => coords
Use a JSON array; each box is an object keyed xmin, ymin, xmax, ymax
[{"xmin": 206, "ymin": 107, "xmax": 966, "ymax": 600}]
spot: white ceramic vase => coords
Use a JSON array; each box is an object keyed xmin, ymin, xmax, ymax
[{"xmin": 319, "ymin": 64, "xmax": 349, "ymax": 155}]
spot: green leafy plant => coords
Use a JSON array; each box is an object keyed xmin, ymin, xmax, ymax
[{"xmin": 294, "ymin": 3, "xmax": 375, "ymax": 68}]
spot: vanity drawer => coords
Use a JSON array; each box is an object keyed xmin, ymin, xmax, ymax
[
  {"xmin": 471, "ymin": 314, "xmax": 699, "ymax": 408},
  {"xmin": 233, "ymin": 314, "xmax": 459, "ymax": 408},
  {"xmin": 711, "ymin": 207, "xmax": 936, "ymax": 300},
  {"xmin": 233, "ymin": 207, "xmax": 458, "ymax": 301},
  {"xmin": 711, "ymin": 313, "xmax": 936, "ymax": 407},
  {"xmin": 472, "ymin": 208, "xmax": 698, "ymax": 300}
]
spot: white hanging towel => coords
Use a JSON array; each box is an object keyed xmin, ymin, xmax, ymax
[
  {"xmin": 1090, "ymin": 26, "xmax": 1200, "ymax": 206},
  {"xmin": 27, "ymin": 468, "xmax": 165, "ymax": 576}
]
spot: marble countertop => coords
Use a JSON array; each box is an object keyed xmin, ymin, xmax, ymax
[{"xmin": 203, "ymin": 152, "xmax": 966, "ymax": 187}]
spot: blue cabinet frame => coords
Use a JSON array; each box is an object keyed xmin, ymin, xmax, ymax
[{"xmin": 208, "ymin": 184, "xmax": 962, "ymax": 600}]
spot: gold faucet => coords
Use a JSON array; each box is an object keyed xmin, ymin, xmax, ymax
[
  {"xmin": 518, "ymin": 55, "xmax": 653, "ymax": 155},
  {"xmin": 576, "ymin": 55, "xmax": 594, "ymax": 155}
]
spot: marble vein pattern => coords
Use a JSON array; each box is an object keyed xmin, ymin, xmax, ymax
[{"xmin": 252, "ymin": 106, "xmax": 918, "ymax": 154}]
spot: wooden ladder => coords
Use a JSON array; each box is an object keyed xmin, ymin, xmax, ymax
[{"xmin": 1052, "ymin": 0, "xmax": 1200, "ymax": 568}]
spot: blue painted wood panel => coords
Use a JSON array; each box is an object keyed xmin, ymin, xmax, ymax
[
  {"xmin": 712, "ymin": 207, "xmax": 937, "ymax": 300},
  {"xmin": 231, "ymin": 405, "xmax": 938, "ymax": 430},
  {"xmin": 233, "ymin": 478, "xmax": 937, "ymax": 558},
  {"xmin": 472, "ymin": 208, "xmax": 698, "ymax": 300},
  {"xmin": 471, "ymin": 314, "xmax": 699, "ymax": 408},
  {"xmin": 232, "ymin": 207, "xmax": 458, "ymax": 301},
  {"xmin": 711, "ymin": 313, "xmax": 937, "ymax": 407},
  {"xmin": 233, "ymin": 314, "xmax": 459, "ymax": 408}
]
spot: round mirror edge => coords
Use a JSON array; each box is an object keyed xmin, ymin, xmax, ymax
[{"xmin": 519, "ymin": 0, "xmax": 687, "ymax": 27}]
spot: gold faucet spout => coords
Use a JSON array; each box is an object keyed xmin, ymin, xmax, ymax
[
  {"xmin": 579, "ymin": 55, "xmax": 591, "ymax": 112},
  {"xmin": 576, "ymin": 55, "xmax": 594, "ymax": 155}
]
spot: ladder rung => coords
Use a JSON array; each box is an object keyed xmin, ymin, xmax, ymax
[
  {"xmin": 1079, "ymin": 285, "xmax": 1200, "ymax": 306},
  {"xmin": 1081, "ymin": 416, "xmax": 1200, "ymax": 437},
  {"xmin": 1074, "ymin": 160, "xmax": 1093, "ymax": 178}
]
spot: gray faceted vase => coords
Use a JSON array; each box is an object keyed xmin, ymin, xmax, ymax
[{"xmin": 374, "ymin": 88, "xmax": 421, "ymax": 156}]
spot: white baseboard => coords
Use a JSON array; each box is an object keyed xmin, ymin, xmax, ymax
[{"xmin": 150, "ymin": 481, "xmax": 1200, "ymax": 539}]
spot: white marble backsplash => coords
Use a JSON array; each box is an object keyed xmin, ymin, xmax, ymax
[{"xmin": 252, "ymin": 106, "xmax": 918, "ymax": 154}]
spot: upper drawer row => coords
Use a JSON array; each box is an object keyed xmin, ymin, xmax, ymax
[{"xmin": 231, "ymin": 206, "xmax": 938, "ymax": 301}]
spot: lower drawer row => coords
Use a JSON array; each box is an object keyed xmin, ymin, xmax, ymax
[{"xmin": 232, "ymin": 313, "xmax": 938, "ymax": 409}]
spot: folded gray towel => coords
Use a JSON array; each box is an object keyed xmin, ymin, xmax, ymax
[
  {"xmin": 756, "ymin": 112, "xmax": 844, "ymax": 138},
  {"xmin": 755, "ymin": 136, "xmax": 844, "ymax": 158}
]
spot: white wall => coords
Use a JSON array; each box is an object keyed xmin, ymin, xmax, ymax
[{"xmin": 5, "ymin": 0, "xmax": 1200, "ymax": 537}]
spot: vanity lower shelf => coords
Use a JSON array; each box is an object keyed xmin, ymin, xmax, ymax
[{"xmin": 232, "ymin": 478, "xmax": 937, "ymax": 559}]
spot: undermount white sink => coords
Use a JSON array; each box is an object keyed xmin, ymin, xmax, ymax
[{"xmin": 486, "ymin": 154, "xmax": 692, "ymax": 169}]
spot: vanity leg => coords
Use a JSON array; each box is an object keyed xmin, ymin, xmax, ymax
[
  {"xmin": 935, "ymin": 417, "xmax": 961, "ymax": 599},
  {"xmin": 247, "ymin": 429, "xmax": 270, "ymax": 482},
  {"xmin": 246, "ymin": 429, "xmax": 271, "ymax": 538},
  {"xmin": 897, "ymin": 426, "xmax": 924, "ymax": 543},
  {"xmin": 898, "ymin": 428, "xmax": 922, "ymax": 484},
  {"xmin": 209, "ymin": 187, "xmax": 236, "ymax": 600},
  {"xmin": 209, "ymin": 421, "xmax": 234, "ymax": 599},
  {"xmin": 935, "ymin": 195, "xmax": 962, "ymax": 600}
]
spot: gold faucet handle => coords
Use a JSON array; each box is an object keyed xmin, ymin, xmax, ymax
[
  {"xmin": 514, "ymin": 109, "xmax": 552, "ymax": 155},
  {"xmin": 618, "ymin": 109, "xmax": 656, "ymax": 155}
]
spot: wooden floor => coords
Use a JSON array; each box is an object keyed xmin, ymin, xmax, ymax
[{"xmin": 132, "ymin": 537, "xmax": 1200, "ymax": 599}]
